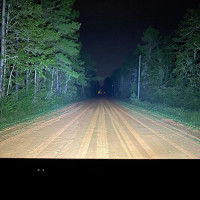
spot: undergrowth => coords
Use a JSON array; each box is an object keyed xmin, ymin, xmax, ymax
[
  {"xmin": 117, "ymin": 97, "xmax": 200, "ymax": 130},
  {"xmin": 0, "ymin": 90, "xmax": 86, "ymax": 130}
]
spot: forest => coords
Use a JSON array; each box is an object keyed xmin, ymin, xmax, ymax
[
  {"xmin": 106, "ymin": 4, "xmax": 200, "ymax": 111},
  {"xmin": 0, "ymin": 0, "xmax": 200, "ymax": 129},
  {"xmin": 0, "ymin": 0, "xmax": 100, "ymax": 128}
]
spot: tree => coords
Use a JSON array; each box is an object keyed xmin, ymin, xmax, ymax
[
  {"xmin": 172, "ymin": 5, "xmax": 200, "ymax": 109},
  {"xmin": 42, "ymin": 0, "xmax": 82, "ymax": 97},
  {"xmin": 0, "ymin": 0, "xmax": 6, "ymax": 103},
  {"xmin": 79, "ymin": 50, "xmax": 98, "ymax": 95},
  {"xmin": 18, "ymin": 0, "xmax": 58, "ymax": 97},
  {"xmin": 0, "ymin": 0, "xmax": 59, "ymax": 101},
  {"xmin": 174, "ymin": 5, "xmax": 200, "ymax": 90},
  {"xmin": 138, "ymin": 26, "xmax": 162, "ymax": 86}
]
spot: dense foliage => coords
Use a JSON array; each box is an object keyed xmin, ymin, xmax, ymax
[
  {"xmin": 0, "ymin": 0, "xmax": 98, "ymax": 127},
  {"xmin": 110, "ymin": 4, "xmax": 200, "ymax": 111}
]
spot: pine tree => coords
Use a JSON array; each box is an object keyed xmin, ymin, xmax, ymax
[
  {"xmin": 1, "ymin": 0, "xmax": 58, "ymax": 99},
  {"xmin": 17, "ymin": 0, "xmax": 58, "ymax": 96},
  {"xmin": 137, "ymin": 26, "xmax": 165, "ymax": 101},
  {"xmin": 172, "ymin": 5, "xmax": 200, "ymax": 109},
  {"xmin": 174, "ymin": 5, "xmax": 200, "ymax": 90},
  {"xmin": 42, "ymin": 0, "xmax": 82, "ymax": 97}
]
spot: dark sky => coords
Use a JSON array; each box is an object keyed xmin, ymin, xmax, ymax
[{"xmin": 74, "ymin": 0, "xmax": 199, "ymax": 85}]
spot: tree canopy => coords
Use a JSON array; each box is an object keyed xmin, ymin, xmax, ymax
[
  {"xmin": 110, "ymin": 5, "xmax": 200, "ymax": 110},
  {"xmin": 0, "ymin": 0, "xmax": 98, "ymax": 120}
]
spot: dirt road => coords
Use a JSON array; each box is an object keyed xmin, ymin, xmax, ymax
[{"xmin": 0, "ymin": 98, "xmax": 199, "ymax": 159}]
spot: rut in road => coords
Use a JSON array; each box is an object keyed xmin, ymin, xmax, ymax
[{"xmin": 0, "ymin": 98, "xmax": 199, "ymax": 159}]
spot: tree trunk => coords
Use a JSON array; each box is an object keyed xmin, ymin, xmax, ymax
[
  {"xmin": 15, "ymin": 71, "xmax": 19, "ymax": 100},
  {"xmin": 56, "ymin": 68, "xmax": 59, "ymax": 96},
  {"xmin": 34, "ymin": 70, "xmax": 38, "ymax": 95},
  {"xmin": 50, "ymin": 69, "xmax": 54, "ymax": 93},
  {"xmin": 65, "ymin": 80, "xmax": 68, "ymax": 93},
  {"xmin": 2, "ymin": 58, "xmax": 6, "ymax": 97},
  {"xmin": 0, "ymin": 0, "xmax": 6, "ymax": 102},
  {"xmin": 65, "ymin": 76, "xmax": 70, "ymax": 93},
  {"xmin": 15, "ymin": 31, "xmax": 20, "ymax": 100},
  {"xmin": 37, "ymin": 73, "xmax": 40, "ymax": 92},
  {"xmin": 6, "ymin": 65, "xmax": 14, "ymax": 96},
  {"xmin": 59, "ymin": 72, "xmax": 61, "ymax": 94},
  {"xmin": 26, "ymin": 69, "xmax": 29, "ymax": 94},
  {"xmin": 43, "ymin": 70, "xmax": 47, "ymax": 89},
  {"xmin": 3, "ymin": 3, "xmax": 11, "ymax": 97}
]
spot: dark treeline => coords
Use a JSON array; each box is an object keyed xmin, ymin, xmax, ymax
[
  {"xmin": 0, "ymin": 0, "xmax": 99, "ymax": 126},
  {"xmin": 109, "ymin": 4, "xmax": 200, "ymax": 111}
]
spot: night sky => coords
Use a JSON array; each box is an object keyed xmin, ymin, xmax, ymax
[{"xmin": 74, "ymin": 0, "xmax": 199, "ymax": 85}]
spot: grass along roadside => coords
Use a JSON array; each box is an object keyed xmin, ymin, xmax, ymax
[
  {"xmin": 0, "ymin": 101, "xmax": 72, "ymax": 131},
  {"xmin": 0, "ymin": 92, "xmax": 86, "ymax": 131},
  {"xmin": 116, "ymin": 99, "xmax": 200, "ymax": 131}
]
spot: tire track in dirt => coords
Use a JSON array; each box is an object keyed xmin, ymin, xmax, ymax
[
  {"xmin": 1, "ymin": 99, "xmax": 199, "ymax": 159},
  {"xmin": 96, "ymin": 100, "xmax": 129, "ymax": 159},
  {"xmin": 0, "ymin": 104, "xmax": 83, "ymax": 148},
  {"xmin": 106, "ymin": 100, "xmax": 158, "ymax": 158},
  {"xmin": 47, "ymin": 101, "xmax": 98, "ymax": 158},
  {"xmin": 115, "ymin": 101, "xmax": 200, "ymax": 145},
  {"xmin": 113, "ymin": 102, "xmax": 199, "ymax": 159},
  {"xmin": 104, "ymin": 101, "xmax": 145, "ymax": 158},
  {"xmin": 25, "ymin": 103, "xmax": 94, "ymax": 158},
  {"xmin": 154, "ymin": 119, "xmax": 200, "ymax": 144},
  {"xmin": 140, "ymin": 112, "xmax": 200, "ymax": 145},
  {"xmin": 75, "ymin": 102, "xmax": 100, "ymax": 158},
  {"xmin": 96, "ymin": 101, "xmax": 109, "ymax": 158}
]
